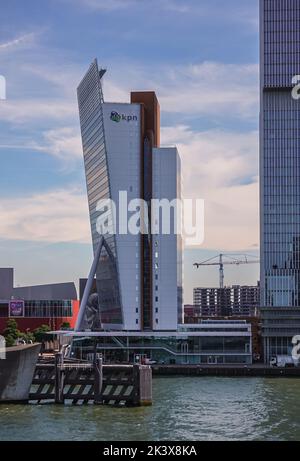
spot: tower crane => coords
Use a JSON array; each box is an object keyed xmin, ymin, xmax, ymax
[{"xmin": 193, "ymin": 254, "xmax": 260, "ymax": 289}]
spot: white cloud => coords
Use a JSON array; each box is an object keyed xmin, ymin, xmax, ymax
[
  {"xmin": 93, "ymin": 60, "xmax": 259, "ymax": 120},
  {"xmin": 0, "ymin": 188, "xmax": 90, "ymax": 244},
  {"xmin": 0, "ymin": 126, "xmax": 259, "ymax": 252},
  {"xmin": 0, "ymin": 99, "xmax": 77, "ymax": 124},
  {"xmin": 68, "ymin": 0, "xmax": 136, "ymax": 10},
  {"xmin": 134, "ymin": 61, "xmax": 259, "ymax": 119},
  {"xmin": 65, "ymin": 0, "xmax": 258, "ymax": 26},
  {"xmin": 0, "ymin": 127, "xmax": 83, "ymax": 167},
  {"xmin": 162, "ymin": 0, "xmax": 191, "ymax": 13},
  {"xmin": 32, "ymin": 127, "xmax": 83, "ymax": 161},
  {"xmin": 162, "ymin": 125, "xmax": 258, "ymax": 188},
  {"xmin": 0, "ymin": 33, "xmax": 36, "ymax": 50},
  {"xmin": 70, "ymin": 0, "xmax": 189, "ymax": 12},
  {"xmin": 0, "ymin": 59, "xmax": 258, "ymax": 129},
  {"xmin": 161, "ymin": 125, "xmax": 259, "ymax": 251}
]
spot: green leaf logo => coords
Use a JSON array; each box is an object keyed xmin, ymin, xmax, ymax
[{"xmin": 110, "ymin": 111, "xmax": 121, "ymax": 122}]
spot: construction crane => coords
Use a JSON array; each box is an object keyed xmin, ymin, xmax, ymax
[{"xmin": 193, "ymin": 253, "xmax": 260, "ymax": 289}]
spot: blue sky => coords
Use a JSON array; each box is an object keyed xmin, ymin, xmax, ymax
[{"xmin": 0, "ymin": 0, "xmax": 260, "ymax": 303}]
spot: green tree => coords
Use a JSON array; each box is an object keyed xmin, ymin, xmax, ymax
[
  {"xmin": 4, "ymin": 334, "xmax": 16, "ymax": 347},
  {"xmin": 2, "ymin": 319, "xmax": 37, "ymax": 346},
  {"xmin": 3, "ymin": 319, "xmax": 20, "ymax": 346},
  {"xmin": 19, "ymin": 331, "xmax": 35, "ymax": 343},
  {"xmin": 60, "ymin": 322, "xmax": 71, "ymax": 330},
  {"xmin": 33, "ymin": 324, "xmax": 52, "ymax": 342}
]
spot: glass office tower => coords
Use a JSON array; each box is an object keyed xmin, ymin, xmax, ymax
[
  {"xmin": 260, "ymin": 0, "xmax": 300, "ymax": 361},
  {"xmin": 77, "ymin": 59, "xmax": 182, "ymax": 332}
]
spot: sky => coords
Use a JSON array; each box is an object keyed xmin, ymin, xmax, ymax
[{"xmin": 0, "ymin": 0, "xmax": 260, "ymax": 303}]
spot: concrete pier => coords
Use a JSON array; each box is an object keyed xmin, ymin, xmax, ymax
[
  {"xmin": 139, "ymin": 365, "xmax": 152, "ymax": 406},
  {"xmin": 0, "ymin": 343, "xmax": 41, "ymax": 402}
]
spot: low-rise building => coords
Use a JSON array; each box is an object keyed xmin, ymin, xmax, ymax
[
  {"xmin": 183, "ymin": 308, "xmax": 262, "ymax": 361},
  {"xmin": 0, "ymin": 268, "xmax": 79, "ymax": 333},
  {"xmin": 66, "ymin": 320, "xmax": 252, "ymax": 365}
]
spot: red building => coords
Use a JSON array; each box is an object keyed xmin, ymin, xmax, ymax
[
  {"xmin": 0, "ymin": 300, "xmax": 80, "ymax": 334},
  {"xmin": 0, "ymin": 268, "xmax": 79, "ymax": 334}
]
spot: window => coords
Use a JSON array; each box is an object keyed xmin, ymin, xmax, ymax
[{"xmin": 24, "ymin": 300, "xmax": 73, "ymax": 318}]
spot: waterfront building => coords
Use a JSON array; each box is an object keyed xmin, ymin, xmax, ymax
[
  {"xmin": 69, "ymin": 59, "xmax": 252, "ymax": 365},
  {"xmin": 260, "ymin": 0, "xmax": 300, "ymax": 361},
  {"xmin": 183, "ymin": 309, "xmax": 262, "ymax": 361},
  {"xmin": 77, "ymin": 59, "xmax": 182, "ymax": 332},
  {"xmin": 0, "ymin": 267, "xmax": 79, "ymax": 332},
  {"xmin": 69, "ymin": 320, "xmax": 252, "ymax": 365}
]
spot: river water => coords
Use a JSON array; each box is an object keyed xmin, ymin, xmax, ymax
[{"xmin": 0, "ymin": 377, "xmax": 300, "ymax": 441}]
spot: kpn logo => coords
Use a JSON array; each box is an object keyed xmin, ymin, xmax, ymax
[{"xmin": 110, "ymin": 111, "xmax": 138, "ymax": 123}]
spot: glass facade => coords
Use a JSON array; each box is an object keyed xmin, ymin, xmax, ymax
[
  {"xmin": 72, "ymin": 330, "xmax": 251, "ymax": 365},
  {"xmin": 261, "ymin": 0, "xmax": 300, "ymax": 308},
  {"xmin": 263, "ymin": 91, "xmax": 300, "ymax": 307},
  {"xmin": 260, "ymin": 0, "xmax": 300, "ymax": 361},
  {"xmin": 24, "ymin": 300, "xmax": 72, "ymax": 318},
  {"xmin": 77, "ymin": 59, "xmax": 123, "ymax": 327},
  {"xmin": 0, "ymin": 301, "xmax": 72, "ymax": 318},
  {"xmin": 142, "ymin": 136, "xmax": 152, "ymax": 329}
]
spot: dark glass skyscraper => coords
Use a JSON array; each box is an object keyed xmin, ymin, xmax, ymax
[{"xmin": 260, "ymin": 0, "xmax": 300, "ymax": 361}]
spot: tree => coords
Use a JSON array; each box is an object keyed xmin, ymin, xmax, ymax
[
  {"xmin": 19, "ymin": 331, "xmax": 35, "ymax": 343},
  {"xmin": 3, "ymin": 319, "xmax": 20, "ymax": 346},
  {"xmin": 4, "ymin": 334, "xmax": 16, "ymax": 347},
  {"xmin": 60, "ymin": 322, "xmax": 71, "ymax": 330},
  {"xmin": 3, "ymin": 319, "xmax": 37, "ymax": 346},
  {"xmin": 33, "ymin": 324, "xmax": 52, "ymax": 343}
]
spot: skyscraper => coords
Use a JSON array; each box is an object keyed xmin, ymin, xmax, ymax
[
  {"xmin": 77, "ymin": 59, "xmax": 182, "ymax": 332},
  {"xmin": 260, "ymin": 0, "xmax": 300, "ymax": 361}
]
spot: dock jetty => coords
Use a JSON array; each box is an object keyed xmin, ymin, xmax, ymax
[{"xmin": 29, "ymin": 354, "xmax": 152, "ymax": 406}]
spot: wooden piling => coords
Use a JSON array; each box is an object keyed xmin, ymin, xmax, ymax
[
  {"xmin": 94, "ymin": 356, "xmax": 103, "ymax": 404},
  {"xmin": 54, "ymin": 352, "xmax": 64, "ymax": 404}
]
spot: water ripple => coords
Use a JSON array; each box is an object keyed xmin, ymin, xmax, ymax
[{"xmin": 0, "ymin": 377, "xmax": 300, "ymax": 441}]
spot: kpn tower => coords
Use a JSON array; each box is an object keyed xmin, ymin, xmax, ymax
[{"xmin": 77, "ymin": 59, "xmax": 183, "ymax": 332}]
